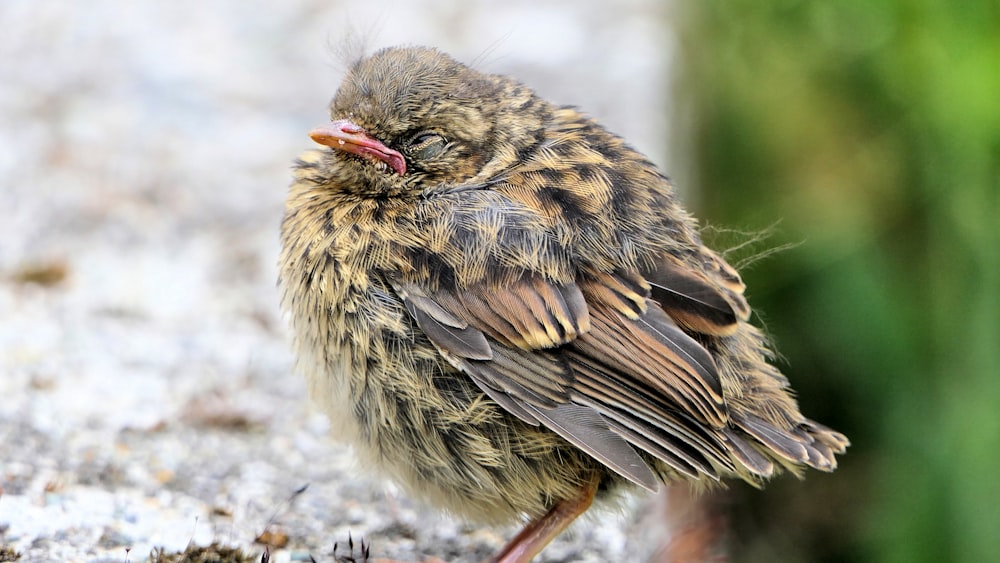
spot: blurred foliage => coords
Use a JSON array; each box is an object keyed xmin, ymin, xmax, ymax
[{"xmin": 675, "ymin": 1, "xmax": 999, "ymax": 562}]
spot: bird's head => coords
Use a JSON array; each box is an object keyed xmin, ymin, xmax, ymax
[{"xmin": 309, "ymin": 46, "xmax": 549, "ymax": 197}]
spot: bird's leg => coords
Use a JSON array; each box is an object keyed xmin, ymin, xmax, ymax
[{"xmin": 488, "ymin": 476, "xmax": 600, "ymax": 563}]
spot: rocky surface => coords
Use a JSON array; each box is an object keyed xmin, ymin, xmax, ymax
[{"xmin": 0, "ymin": 2, "xmax": 674, "ymax": 561}]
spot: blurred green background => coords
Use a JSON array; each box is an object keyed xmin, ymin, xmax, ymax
[{"xmin": 675, "ymin": 1, "xmax": 999, "ymax": 562}]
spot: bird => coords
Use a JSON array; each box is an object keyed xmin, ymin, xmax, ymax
[{"xmin": 279, "ymin": 46, "xmax": 848, "ymax": 563}]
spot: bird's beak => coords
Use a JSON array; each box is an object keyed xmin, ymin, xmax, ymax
[{"xmin": 309, "ymin": 119, "xmax": 407, "ymax": 176}]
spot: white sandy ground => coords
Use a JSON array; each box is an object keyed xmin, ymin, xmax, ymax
[{"xmin": 1, "ymin": 2, "xmax": 678, "ymax": 561}]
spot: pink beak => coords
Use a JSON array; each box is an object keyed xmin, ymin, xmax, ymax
[{"xmin": 309, "ymin": 119, "xmax": 406, "ymax": 176}]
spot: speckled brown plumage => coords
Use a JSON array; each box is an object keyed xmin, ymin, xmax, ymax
[{"xmin": 279, "ymin": 46, "xmax": 848, "ymax": 562}]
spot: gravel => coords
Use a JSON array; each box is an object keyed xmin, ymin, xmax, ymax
[{"xmin": 0, "ymin": 2, "xmax": 674, "ymax": 561}]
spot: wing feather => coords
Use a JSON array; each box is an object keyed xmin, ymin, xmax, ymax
[
  {"xmin": 522, "ymin": 402, "xmax": 659, "ymax": 491},
  {"xmin": 391, "ymin": 270, "xmax": 771, "ymax": 486}
]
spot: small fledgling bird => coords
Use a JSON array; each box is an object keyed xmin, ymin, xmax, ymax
[{"xmin": 279, "ymin": 46, "xmax": 848, "ymax": 562}]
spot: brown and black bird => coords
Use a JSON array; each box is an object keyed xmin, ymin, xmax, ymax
[{"xmin": 279, "ymin": 46, "xmax": 848, "ymax": 562}]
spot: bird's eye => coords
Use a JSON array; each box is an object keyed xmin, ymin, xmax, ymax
[{"xmin": 408, "ymin": 131, "xmax": 446, "ymax": 161}]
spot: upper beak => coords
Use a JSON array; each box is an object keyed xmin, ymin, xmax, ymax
[{"xmin": 309, "ymin": 119, "xmax": 407, "ymax": 176}]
